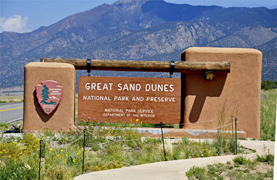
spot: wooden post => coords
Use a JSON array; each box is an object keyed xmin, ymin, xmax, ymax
[{"xmin": 41, "ymin": 58, "xmax": 230, "ymax": 73}]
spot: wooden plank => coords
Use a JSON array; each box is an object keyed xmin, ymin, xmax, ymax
[
  {"xmin": 41, "ymin": 58, "xmax": 230, "ymax": 73},
  {"xmin": 78, "ymin": 76, "xmax": 181, "ymax": 124}
]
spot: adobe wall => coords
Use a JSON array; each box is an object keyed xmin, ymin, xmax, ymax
[
  {"xmin": 181, "ymin": 47, "xmax": 262, "ymax": 138},
  {"xmin": 23, "ymin": 62, "xmax": 76, "ymax": 132}
]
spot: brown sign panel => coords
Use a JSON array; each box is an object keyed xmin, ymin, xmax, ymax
[{"xmin": 78, "ymin": 76, "xmax": 181, "ymax": 124}]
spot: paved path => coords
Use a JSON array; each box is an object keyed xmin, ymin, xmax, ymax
[
  {"xmin": 74, "ymin": 140, "xmax": 275, "ymax": 180},
  {"xmin": 0, "ymin": 102, "xmax": 23, "ymax": 123}
]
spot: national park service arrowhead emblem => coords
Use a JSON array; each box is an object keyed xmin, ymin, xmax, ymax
[{"xmin": 36, "ymin": 80, "xmax": 63, "ymax": 115}]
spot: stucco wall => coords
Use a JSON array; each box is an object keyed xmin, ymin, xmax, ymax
[
  {"xmin": 23, "ymin": 62, "xmax": 76, "ymax": 132},
  {"xmin": 181, "ymin": 47, "xmax": 262, "ymax": 138}
]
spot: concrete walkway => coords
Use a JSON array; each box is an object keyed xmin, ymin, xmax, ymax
[{"xmin": 74, "ymin": 140, "xmax": 275, "ymax": 180}]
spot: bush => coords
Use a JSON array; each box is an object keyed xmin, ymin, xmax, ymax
[
  {"xmin": 233, "ymin": 156, "xmax": 251, "ymax": 165},
  {"xmin": 0, "ymin": 141, "xmax": 23, "ymax": 160},
  {"xmin": 22, "ymin": 133, "xmax": 40, "ymax": 155},
  {"xmin": 42, "ymin": 165, "xmax": 72, "ymax": 180},
  {"xmin": 186, "ymin": 166, "xmax": 206, "ymax": 179},
  {"xmin": 0, "ymin": 122, "xmax": 9, "ymax": 129},
  {"xmin": 256, "ymin": 154, "xmax": 274, "ymax": 164},
  {"xmin": 122, "ymin": 129, "xmax": 142, "ymax": 149},
  {"xmin": 261, "ymin": 80, "xmax": 277, "ymax": 90}
]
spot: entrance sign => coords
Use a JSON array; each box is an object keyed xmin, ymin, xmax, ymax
[
  {"xmin": 24, "ymin": 47, "xmax": 261, "ymax": 138},
  {"xmin": 36, "ymin": 80, "xmax": 63, "ymax": 115},
  {"xmin": 78, "ymin": 76, "xmax": 181, "ymax": 124}
]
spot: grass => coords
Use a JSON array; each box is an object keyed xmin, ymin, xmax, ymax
[
  {"xmin": 0, "ymin": 122, "xmax": 9, "ymax": 131},
  {"xmin": 260, "ymin": 89, "xmax": 277, "ymax": 140},
  {"xmin": 186, "ymin": 154, "xmax": 274, "ymax": 179},
  {"xmin": 0, "ymin": 95, "xmax": 23, "ymax": 103},
  {"xmin": 0, "ymin": 117, "xmax": 245, "ymax": 180},
  {"xmin": 212, "ymin": 103, "xmax": 239, "ymax": 155}
]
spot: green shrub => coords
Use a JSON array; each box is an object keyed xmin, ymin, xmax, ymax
[
  {"xmin": 186, "ymin": 166, "xmax": 206, "ymax": 179},
  {"xmin": 261, "ymin": 80, "xmax": 277, "ymax": 90},
  {"xmin": 0, "ymin": 141, "xmax": 23, "ymax": 160},
  {"xmin": 0, "ymin": 122, "xmax": 9, "ymax": 129},
  {"xmin": 182, "ymin": 136, "xmax": 190, "ymax": 145},
  {"xmin": 122, "ymin": 129, "xmax": 142, "ymax": 149},
  {"xmin": 42, "ymin": 165, "xmax": 72, "ymax": 180},
  {"xmin": 207, "ymin": 163, "xmax": 225, "ymax": 179},
  {"xmin": 233, "ymin": 156, "xmax": 250, "ymax": 165},
  {"xmin": 22, "ymin": 133, "xmax": 40, "ymax": 155},
  {"xmin": 227, "ymin": 138, "xmax": 237, "ymax": 154},
  {"xmin": 202, "ymin": 148, "xmax": 211, "ymax": 157},
  {"xmin": 256, "ymin": 154, "xmax": 274, "ymax": 164}
]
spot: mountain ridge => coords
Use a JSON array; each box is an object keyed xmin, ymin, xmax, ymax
[{"xmin": 0, "ymin": 0, "xmax": 276, "ymax": 88}]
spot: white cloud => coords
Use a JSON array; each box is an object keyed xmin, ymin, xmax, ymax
[{"xmin": 0, "ymin": 15, "xmax": 29, "ymax": 33}]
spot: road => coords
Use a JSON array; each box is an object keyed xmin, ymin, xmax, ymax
[{"xmin": 0, "ymin": 102, "xmax": 23, "ymax": 123}]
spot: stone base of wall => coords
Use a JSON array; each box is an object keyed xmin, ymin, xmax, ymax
[{"xmin": 135, "ymin": 127, "xmax": 246, "ymax": 139}]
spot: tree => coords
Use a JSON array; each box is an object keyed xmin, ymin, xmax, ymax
[
  {"xmin": 261, "ymin": 80, "xmax": 277, "ymax": 90},
  {"xmin": 40, "ymin": 85, "xmax": 56, "ymax": 104}
]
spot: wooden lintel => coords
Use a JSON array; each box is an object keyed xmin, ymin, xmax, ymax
[{"xmin": 40, "ymin": 58, "xmax": 230, "ymax": 73}]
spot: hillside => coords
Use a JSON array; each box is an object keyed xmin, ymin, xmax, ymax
[{"xmin": 0, "ymin": 0, "xmax": 276, "ymax": 88}]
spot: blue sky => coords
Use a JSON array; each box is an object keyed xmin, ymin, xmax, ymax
[{"xmin": 0, "ymin": 0, "xmax": 276, "ymax": 33}]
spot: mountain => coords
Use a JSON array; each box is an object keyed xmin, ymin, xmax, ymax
[
  {"xmin": 206, "ymin": 26, "xmax": 277, "ymax": 47},
  {"xmin": 257, "ymin": 37, "xmax": 277, "ymax": 80},
  {"xmin": 42, "ymin": 21, "xmax": 225, "ymax": 60},
  {"xmin": 0, "ymin": 0, "xmax": 276, "ymax": 88}
]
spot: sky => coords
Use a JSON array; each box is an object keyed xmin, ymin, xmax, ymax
[{"xmin": 0, "ymin": 0, "xmax": 276, "ymax": 33}]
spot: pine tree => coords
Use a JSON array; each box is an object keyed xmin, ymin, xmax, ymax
[
  {"xmin": 41, "ymin": 85, "xmax": 49, "ymax": 102},
  {"xmin": 40, "ymin": 85, "xmax": 56, "ymax": 104}
]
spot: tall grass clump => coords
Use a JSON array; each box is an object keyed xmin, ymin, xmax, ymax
[
  {"xmin": 260, "ymin": 90, "xmax": 277, "ymax": 140},
  {"xmin": 213, "ymin": 103, "xmax": 238, "ymax": 155}
]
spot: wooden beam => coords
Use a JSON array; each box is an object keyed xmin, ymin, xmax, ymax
[{"xmin": 41, "ymin": 58, "xmax": 230, "ymax": 73}]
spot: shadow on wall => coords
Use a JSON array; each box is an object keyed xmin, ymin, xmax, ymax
[{"xmin": 181, "ymin": 73, "xmax": 227, "ymax": 123}]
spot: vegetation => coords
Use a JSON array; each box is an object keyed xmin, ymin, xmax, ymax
[
  {"xmin": 0, "ymin": 116, "xmax": 244, "ymax": 180},
  {"xmin": 0, "ymin": 122, "xmax": 9, "ymax": 131},
  {"xmin": 186, "ymin": 154, "xmax": 274, "ymax": 179},
  {"xmin": 260, "ymin": 89, "xmax": 277, "ymax": 140},
  {"xmin": 213, "ymin": 103, "xmax": 238, "ymax": 155},
  {"xmin": 0, "ymin": 96, "xmax": 23, "ymax": 103},
  {"xmin": 261, "ymin": 80, "xmax": 277, "ymax": 90}
]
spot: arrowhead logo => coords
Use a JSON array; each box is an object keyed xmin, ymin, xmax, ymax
[{"xmin": 36, "ymin": 80, "xmax": 63, "ymax": 115}]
